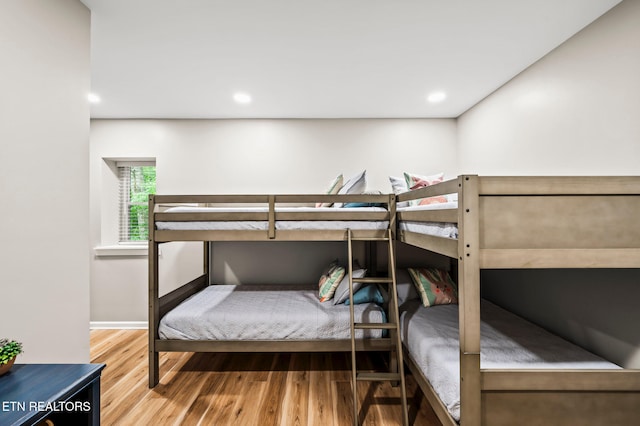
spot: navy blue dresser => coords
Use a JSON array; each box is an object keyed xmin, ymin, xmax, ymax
[{"xmin": 0, "ymin": 364, "xmax": 105, "ymax": 425}]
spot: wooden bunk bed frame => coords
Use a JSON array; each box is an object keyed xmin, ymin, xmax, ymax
[
  {"xmin": 148, "ymin": 193, "xmax": 397, "ymax": 388},
  {"xmin": 397, "ymin": 175, "xmax": 640, "ymax": 426}
]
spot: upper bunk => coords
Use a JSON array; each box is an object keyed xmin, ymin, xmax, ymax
[
  {"xmin": 396, "ymin": 175, "xmax": 640, "ymax": 269},
  {"xmin": 149, "ymin": 193, "xmax": 396, "ymax": 243}
]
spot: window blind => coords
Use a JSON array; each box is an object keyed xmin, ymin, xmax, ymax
[{"xmin": 118, "ymin": 163, "xmax": 156, "ymax": 243}]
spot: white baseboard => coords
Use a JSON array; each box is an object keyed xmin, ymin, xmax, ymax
[{"xmin": 90, "ymin": 321, "xmax": 148, "ymax": 330}]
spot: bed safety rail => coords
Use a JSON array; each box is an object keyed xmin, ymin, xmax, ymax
[{"xmin": 150, "ymin": 193, "xmax": 396, "ymax": 242}]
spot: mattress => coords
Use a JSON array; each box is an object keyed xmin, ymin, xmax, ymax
[
  {"xmin": 156, "ymin": 206, "xmax": 389, "ymax": 231},
  {"xmin": 397, "ymin": 203, "xmax": 458, "ymax": 239},
  {"xmin": 159, "ymin": 284, "xmax": 387, "ymax": 340},
  {"xmin": 398, "ymin": 221, "xmax": 458, "ymax": 239},
  {"xmin": 400, "ymin": 300, "xmax": 619, "ymax": 422}
]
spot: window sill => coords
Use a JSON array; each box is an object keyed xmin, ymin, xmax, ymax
[{"xmin": 94, "ymin": 245, "xmax": 149, "ymax": 257}]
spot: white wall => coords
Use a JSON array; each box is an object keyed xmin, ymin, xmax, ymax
[
  {"xmin": 459, "ymin": 0, "xmax": 640, "ymax": 368},
  {"xmin": 90, "ymin": 118, "xmax": 457, "ymax": 322},
  {"xmin": 0, "ymin": 1, "xmax": 90, "ymax": 362},
  {"xmin": 458, "ymin": 1, "xmax": 639, "ymax": 174}
]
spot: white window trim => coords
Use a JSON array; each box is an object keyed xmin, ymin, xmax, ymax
[
  {"xmin": 94, "ymin": 244, "xmax": 149, "ymax": 257},
  {"xmin": 95, "ymin": 157, "xmax": 156, "ymax": 258}
]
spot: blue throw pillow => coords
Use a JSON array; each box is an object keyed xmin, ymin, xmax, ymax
[
  {"xmin": 345, "ymin": 284, "xmax": 384, "ymax": 305},
  {"xmin": 343, "ymin": 202, "xmax": 385, "ymax": 208}
]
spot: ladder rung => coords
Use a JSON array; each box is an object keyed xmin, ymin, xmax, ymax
[
  {"xmin": 350, "ymin": 237, "xmax": 390, "ymax": 241},
  {"xmin": 354, "ymin": 322, "xmax": 397, "ymax": 330},
  {"xmin": 353, "ymin": 277, "xmax": 392, "ymax": 284},
  {"xmin": 356, "ymin": 372, "xmax": 402, "ymax": 382}
]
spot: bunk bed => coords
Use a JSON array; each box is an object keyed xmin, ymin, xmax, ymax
[
  {"xmin": 396, "ymin": 175, "xmax": 640, "ymax": 426},
  {"xmin": 148, "ymin": 192, "xmax": 397, "ymax": 387}
]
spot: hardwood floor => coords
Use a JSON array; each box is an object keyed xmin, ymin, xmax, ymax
[{"xmin": 90, "ymin": 329, "xmax": 442, "ymax": 426}]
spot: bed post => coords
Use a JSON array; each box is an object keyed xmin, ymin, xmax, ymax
[
  {"xmin": 149, "ymin": 194, "xmax": 160, "ymax": 388},
  {"xmin": 388, "ymin": 193, "xmax": 396, "ymax": 240},
  {"xmin": 458, "ymin": 175, "xmax": 481, "ymax": 426},
  {"xmin": 204, "ymin": 241, "xmax": 210, "ymax": 284}
]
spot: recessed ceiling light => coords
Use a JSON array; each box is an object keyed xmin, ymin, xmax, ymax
[
  {"xmin": 88, "ymin": 93, "xmax": 101, "ymax": 103},
  {"xmin": 233, "ymin": 92, "xmax": 252, "ymax": 104},
  {"xmin": 426, "ymin": 91, "xmax": 447, "ymax": 103}
]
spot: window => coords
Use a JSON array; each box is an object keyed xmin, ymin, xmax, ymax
[{"xmin": 118, "ymin": 162, "xmax": 156, "ymax": 243}]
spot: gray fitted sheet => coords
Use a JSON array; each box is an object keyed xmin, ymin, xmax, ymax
[
  {"xmin": 397, "ymin": 203, "xmax": 459, "ymax": 239},
  {"xmin": 159, "ymin": 284, "xmax": 386, "ymax": 340},
  {"xmin": 400, "ymin": 300, "xmax": 619, "ymax": 422}
]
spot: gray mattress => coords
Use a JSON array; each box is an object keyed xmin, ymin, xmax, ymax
[
  {"xmin": 400, "ymin": 300, "xmax": 620, "ymax": 422},
  {"xmin": 397, "ymin": 203, "xmax": 459, "ymax": 239},
  {"xmin": 159, "ymin": 284, "xmax": 386, "ymax": 340}
]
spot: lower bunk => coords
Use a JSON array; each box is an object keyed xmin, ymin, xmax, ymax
[
  {"xmin": 151, "ymin": 281, "xmax": 393, "ymax": 385},
  {"xmin": 400, "ymin": 298, "xmax": 640, "ymax": 426},
  {"xmin": 160, "ymin": 283, "xmax": 387, "ymax": 341}
]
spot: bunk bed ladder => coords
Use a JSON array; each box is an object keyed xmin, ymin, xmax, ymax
[{"xmin": 347, "ymin": 229, "xmax": 409, "ymax": 426}]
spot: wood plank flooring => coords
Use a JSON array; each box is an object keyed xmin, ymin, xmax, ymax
[{"xmin": 90, "ymin": 329, "xmax": 442, "ymax": 426}]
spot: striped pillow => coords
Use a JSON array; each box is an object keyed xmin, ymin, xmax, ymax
[
  {"xmin": 318, "ymin": 260, "xmax": 346, "ymax": 302},
  {"xmin": 316, "ymin": 174, "xmax": 344, "ymax": 208},
  {"xmin": 408, "ymin": 267, "xmax": 458, "ymax": 307}
]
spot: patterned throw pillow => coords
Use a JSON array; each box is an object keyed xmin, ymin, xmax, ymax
[
  {"xmin": 417, "ymin": 195, "xmax": 448, "ymax": 206},
  {"xmin": 404, "ymin": 171, "xmax": 444, "ymax": 189},
  {"xmin": 316, "ymin": 174, "xmax": 344, "ymax": 208},
  {"xmin": 403, "ymin": 172, "xmax": 446, "ymax": 206},
  {"xmin": 318, "ymin": 260, "xmax": 346, "ymax": 302},
  {"xmin": 407, "ymin": 267, "xmax": 458, "ymax": 307}
]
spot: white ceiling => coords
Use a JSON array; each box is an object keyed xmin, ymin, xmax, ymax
[{"xmin": 82, "ymin": 0, "xmax": 621, "ymax": 119}]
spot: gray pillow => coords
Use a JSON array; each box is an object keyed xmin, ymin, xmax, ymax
[
  {"xmin": 395, "ymin": 268, "xmax": 420, "ymax": 306},
  {"xmin": 333, "ymin": 269, "xmax": 367, "ymax": 304}
]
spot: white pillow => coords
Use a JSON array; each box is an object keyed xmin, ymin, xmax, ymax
[
  {"xmin": 389, "ymin": 175, "xmax": 410, "ymax": 207},
  {"xmin": 333, "ymin": 268, "xmax": 367, "ymax": 304},
  {"xmin": 334, "ymin": 170, "xmax": 367, "ymax": 208}
]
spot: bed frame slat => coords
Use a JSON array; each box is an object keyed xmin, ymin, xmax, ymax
[
  {"xmin": 398, "ymin": 231, "xmax": 458, "ymax": 258},
  {"xmin": 397, "ymin": 208, "xmax": 457, "ymax": 223},
  {"xmin": 155, "ymin": 338, "xmax": 392, "ymax": 352},
  {"xmin": 481, "ymin": 369, "xmax": 640, "ymax": 391},
  {"xmin": 478, "ymin": 175, "xmax": 640, "ymax": 195},
  {"xmin": 481, "ymin": 248, "xmax": 640, "ymax": 269},
  {"xmin": 158, "ymin": 274, "xmax": 208, "ymax": 318},
  {"xmin": 396, "ymin": 178, "xmax": 460, "ymax": 202}
]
